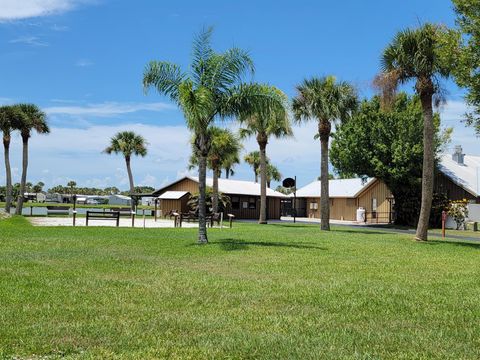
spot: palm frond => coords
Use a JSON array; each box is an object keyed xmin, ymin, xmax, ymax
[{"xmin": 143, "ymin": 61, "xmax": 185, "ymax": 102}]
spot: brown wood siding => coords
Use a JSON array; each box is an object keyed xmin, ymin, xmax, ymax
[
  {"xmin": 160, "ymin": 196, "xmax": 190, "ymax": 217},
  {"xmin": 435, "ymin": 172, "xmax": 479, "ymax": 203},
  {"xmin": 357, "ymin": 180, "xmax": 392, "ymax": 215},
  {"xmin": 302, "ymin": 180, "xmax": 392, "ymax": 221},
  {"xmin": 155, "ymin": 178, "xmax": 283, "ymax": 219}
]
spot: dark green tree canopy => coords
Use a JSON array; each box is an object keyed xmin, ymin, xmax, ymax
[
  {"xmin": 451, "ymin": 0, "xmax": 480, "ymax": 134},
  {"xmin": 330, "ymin": 93, "xmax": 449, "ymax": 225}
]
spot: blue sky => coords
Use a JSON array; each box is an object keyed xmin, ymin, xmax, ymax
[{"xmin": 0, "ymin": 0, "xmax": 478, "ymax": 190}]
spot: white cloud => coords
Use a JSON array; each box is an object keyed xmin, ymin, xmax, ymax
[
  {"xmin": 43, "ymin": 101, "xmax": 174, "ymax": 117},
  {"xmin": 0, "ymin": 0, "xmax": 79, "ymax": 22},
  {"xmin": 75, "ymin": 58, "xmax": 93, "ymax": 67},
  {"xmin": 9, "ymin": 35, "xmax": 48, "ymax": 46}
]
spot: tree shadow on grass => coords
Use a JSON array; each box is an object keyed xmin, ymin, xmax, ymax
[
  {"xmin": 331, "ymin": 228, "xmax": 394, "ymax": 236},
  {"xmin": 420, "ymin": 239, "xmax": 480, "ymax": 250},
  {"xmin": 210, "ymin": 238, "xmax": 328, "ymax": 251}
]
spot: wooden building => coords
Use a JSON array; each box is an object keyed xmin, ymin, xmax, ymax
[
  {"xmin": 294, "ymin": 178, "xmax": 393, "ymax": 222},
  {"xmin": 436, "ymin": 147, "xmax": 480, "ymax": 203},
  {"xmin": 151, "ymin": 176, "xmax": 287, "ymax": 220}
]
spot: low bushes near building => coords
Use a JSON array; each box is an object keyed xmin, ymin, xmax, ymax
[{"xmin": 448, "ymin": 199, "xmax": 469, "ymax": 230}]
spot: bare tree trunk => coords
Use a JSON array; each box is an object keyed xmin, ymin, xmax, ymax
[
  {"xmin": 212, "ymin": 164, "xmax": 219, "ymax": 214},
  {"xmin": 125, "ymin": 155, "xmax": 135, "ymax": 211},
  {"xmin": 258, "ymin": 133, "xmax": 268, "ymax": 224},
  {"xmin": 198, "ymin": 150, "xmax": 208, "ymax": 244},
  {"xmin": 319, "ymin": 121, "xmax": 331, "ymax": 231},
  {"xmin": 15, "ymin": 135, "xmax": 29, "ymax": 215},
  {"xmin": 3, "ymin": 135, "xmax": 12, "ymax": 213},
  {"xmin": 415, "ymin": 93, "xmax": 435, "ymax": 241}
]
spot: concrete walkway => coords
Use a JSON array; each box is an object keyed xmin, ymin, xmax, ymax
[{"xmin": 28, "ymin": 217, "xmax": 199, "ymax": 228}]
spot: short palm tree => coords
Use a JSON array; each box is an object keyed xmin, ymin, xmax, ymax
[
  {"xmin": 189, "ymin": 127, "xmax": 242, "ymax": 213},
  {"xmin": 0, "ymin": 105, "xmax": 25, "ymax": 213},
  {"xmin": 67, "ymin": 181, "xmax": 77, "ymax": 195},
  {"xmin": 244, "ymin": 151, "xmax": 261, "ymax": 183},
  {"xmin": 222, "ymin": 152, "xmax": 240, "ymax": 179},
  {"xmin": 240, "ymin": 85, "xmax": 291, "ymax": 224},
  {"xmin": 104, "ymin": 131, "xmax": 147, "ymax": 208},
  {"xmin": 292, "ymin": 76, "xmax": 357, "ymax": 231},
  {"xmin": 13, "ymin": 104, "xmax": 49, "ymax": 215},
  {"xmin": 380, "ymin": 23, "xmax": 453, "ymax": 241},
  {"xmin": 265, "ymin": 163, "xmax": 282, "ymax": 188},
  {"xmin": 143, "ymin": 28, "xmax": 285, "ymax": 243}
]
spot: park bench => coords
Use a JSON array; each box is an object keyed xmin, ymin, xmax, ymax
[
  {"xmin": 46, "ymin": 205, "xmax": 70, "ymax": 216},
  {"xmin": 178, "ymin": 212, "xmax": 222, "ymax": 228},
  {"xmin": 86, "ymin": 211, "xmax": 120, "ymax": 227}
]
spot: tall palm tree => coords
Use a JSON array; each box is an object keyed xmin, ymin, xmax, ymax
[
  {"xmin": 240, "ymin": 85, "xmax": 291, "ymax": 224},
  {"xmin": 13, "ymin": 104, "xmax": 49, "ymax": 215},
  {"xmin": 244, "ymin": 151, "xmax": 261, "ymax": 183},
  {"xmin": 103, "ymin": 131, "xmax": 147, "ymax": 209},
  {"xmin": 143, "ymin": 28, "xmax": 285, "ymax": 243},
  {"xmin": 189, "ymin": 127, "xmax": 242, "ymax": 213},
  {"xmin": 0, "ymin": 105, "xmax": 25, "ymax": 213},
  {"xmin": 265, "ymin": 163, "xmax": 282, "ymax": 188},
  {"xmin": 380, "ymin": 24, "xmax": 453, "ymax": 241},
  {"xmin": 292, "ymin": 76, "xmax": 357, "ymax": 231}
]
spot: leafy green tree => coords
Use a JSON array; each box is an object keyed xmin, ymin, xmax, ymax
[
  {"xmin": 0, "ymin": 105, "xmax": 25, "ymax": 212},
  {"xmin": 187, "ymin": 187, "xmax": 231, "ymax": 215},
  {"xmin": 292, "ymin": 76, "xmax": 357, "ymax": 231},
  {"xmin": 244, "ymin": 151, "xmax": 261, "ymax": 183},
  {"xmin": 32, "ymin": 181, "xmax": 44, "ymax": 194},
  {"xmin": 190, "ymin": 127, "xmax": 242, "ymax": 213},
  {"xmin": 13, "ymin": 104, "xmax": 49, "ymax": 215},
  {"xmin": 379, "ymin": 23, "xmax": 455, "ymax": 241},
  {"xmin": 67, "ymin": 181, "xmax": 77, "ymax": 195},
  {"xmin": 143, "ymin": 28, "xmax": 284, "ymax": 243},
  {"xmin": 330, "ymin": 94, "xmax": 448, "ymax": 226},
  {"xmin": 239, "ymin": 85, "xmax": 290, "ymax": 224},
  {"xmin": 451, "ymin": 0, "xmax": 480, "ymax": 134},
  {"xmin": 104, "ymin": 131, "xmax": 148, "ymax": 207},
  {"xmin": 222, "ymin": 152, "xmax": 240, "ymax": 179},
  {"xmin": 133, "ymin": 186, "xmax": 155, "ymax": 194}
]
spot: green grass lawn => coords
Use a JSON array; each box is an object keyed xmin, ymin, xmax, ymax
[
  {"xmin": 1, "ymin": 217, "xmax": 480, "ymax": 359},
  {"xmin": 430, "ymin": 228, "xmax": 480, "ymax": 238}
]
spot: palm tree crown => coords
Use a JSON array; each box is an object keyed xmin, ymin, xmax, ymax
[
  {"xmin": 104, "ymin": 131, "xmax": 148, "ymax": 158},
  {"xmin": 13, "ymin": 104, "xmax": 49, "ymax": 138}
]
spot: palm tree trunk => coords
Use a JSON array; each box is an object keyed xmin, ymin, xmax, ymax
[
  {"xmin": 15, "ymin": 135, "xmax": 29, "ymax": 215},
  {"xmin": 415, "ymin": 93, "xmax": 435, "ymax": 241},
  {"xmin": 212, "ymin": 164, "xmax": 219, "ymax": 214},
  {"xmin": 254, "ymin": 167, "xmax": 258, "ymax": 183},
  {"xmin": 198, "ymin": 150, "xmax": 208, "ymax": 244},
  {"xmin": 319, "ymin": 121, "xmax": 330, "ymax": 231},
  {"xmin": 258, "ymin": 134, "xmax": 268, "ymax": 224},
  {"xmin": 125, "ymin": 155, "xmax": 136, "ymax": 211},
  {"xmin": 3, "ymin": 135, "xmax": 12, "ymax": 213},
  {"xmin": 225, "ymin": 167, "xmax": 230, "ymax": 179}
]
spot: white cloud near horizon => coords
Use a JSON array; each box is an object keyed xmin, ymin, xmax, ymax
[
  {"xmin": 0, "ymin": 0, "xmax": 80, "ymax": 22},
  {"xmin": 75, "ymin": 58, "xmax": 93, "ymax": 67},
  {"xmin": 44, "ymin": 101, "xmax": 174, "ymax": 117}
]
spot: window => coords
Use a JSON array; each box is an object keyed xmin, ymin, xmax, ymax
[
  {"xmin": 248, "ymin": 197, "xmax": 256, "ymax": 209},
  {"xmin": 231, "ymin": 196, "xmax": 240, "ymax": 209}
]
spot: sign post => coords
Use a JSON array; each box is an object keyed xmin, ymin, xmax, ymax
[
  {"xmin": 72, "ymin": 194, "xmax": 77, "ymax": 227},
  {"xmin": 442, "ymin": 210, "xmax": 447, "ymax": 239}
]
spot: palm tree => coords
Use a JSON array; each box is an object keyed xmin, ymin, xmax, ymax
[
  {"xmin": 240, "ymin": 85, "xmax": 291, "ymax": 224},
  {"xmin": 103, "ymin": 131, "xmax": 147, "ymax": 209},
  {"xmin": 67, "ymin": 181, "xmax": 77, "ymax": 195},
  {"xmin": 222, "ymin": 152, "xmax": 240, "ymax": 179},
  {"xmin": 0, "ymin": 105, "xmax": 25, "ymax": 213},
  {"xmin": 265, "ymin": 163, "xmax": 282, "ymax": 188},
  {"xmin": 292, "ymin": 76, "xmax": 357, "ymax": 231},
  {"xmin": 13, "ymin": 104, "xmax": 49, "ymax": 215},
  {"xmin": 143, "ymin": 28, "xmax": 285, "ymax": 243},
  {"xmin": 189, "ymin": 127, "xmax": 242, "ymax": 213},
  {"xmin": 380, "ymin": 24, "xmax": 453, "ymax": 241},
  {"xmin": 244, "ymin": 151, "xmax": 261, "ymax": 183}
]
